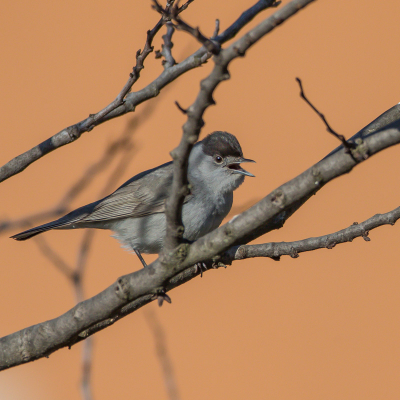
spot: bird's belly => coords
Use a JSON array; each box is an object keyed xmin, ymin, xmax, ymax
[{"xmin": 110, "ymin": 214, "xmax": 166, "ymax": 254}]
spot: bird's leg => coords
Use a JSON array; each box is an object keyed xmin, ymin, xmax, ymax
[
  {"xmin": 132, "ymin": 248, "xmax": 171, "ymax": 306},
  {"xmin": 133, "ymin": 249, "xmax": 148, "ymax": 268}
]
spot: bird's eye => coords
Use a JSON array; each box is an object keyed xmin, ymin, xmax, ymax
[{"xmin": 214, "ymin": 155, "xmax": 223, "ymax": 163}]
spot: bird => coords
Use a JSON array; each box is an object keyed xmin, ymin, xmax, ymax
[{"xmin": 11, "ymin": 131, "xmax": 255, "ymax": 269}]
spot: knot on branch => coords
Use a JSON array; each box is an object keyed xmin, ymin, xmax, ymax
[
  {"xmin": 362, "ymin": 230, "xmax": 371, "ymax": 241},
  {"xmin": 233, "ymin": 45, "xmax": 246, "ymax": 57},
  {"xmin": 350, "ymin": 138, "xmax": 369, "ymax": 161},
  {"xmin": 176, "ymin": 225, "xmax": 185, "ymax": 238},
  {"xmin": 311, "ymin": 167, "xmax": 323, "ymax": 186},
  {"xmin": 271, "ymin": 189, "xmax": 285, "ymax": 209},
  {"xmin": 289, "ymin": 247, "xmax": 299, "ymax": 258},
  {"xmin": 161, "ymin": 243, "xmax": 190, "ymax": 269},
  {"xmin": 235, "ymin": 245, "xmax": 247, "ymax": 260},
  {"xmin": 115, "ymin": 276, "xmax": 131, "ymax": 300},
  {"xmin": 67, "ymin": 125, "xmax": 81, "ymax": 141},
  {"xmin": 326, "ymin": 241, "xmax": 337, "ymax": 249}
]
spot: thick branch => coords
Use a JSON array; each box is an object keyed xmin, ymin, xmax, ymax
[{"xmin": 0, "ymin": 0, "xmax": 276, "ymax": 184}]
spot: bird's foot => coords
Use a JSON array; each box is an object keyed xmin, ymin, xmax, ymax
[
  {"xmin": 195, "ymin": 262, "xmax": 208, "ymax": 277},
  {"xmin": 212, "ymin": 261, "xmax": 227, "ymax": 269},
  {"xmin": 154, "ymin": 289, "xmax": 171, "ymax": 307},
  {"xmin": 194, "ymin": 260, "xmax": 227, "ymax": 277}
]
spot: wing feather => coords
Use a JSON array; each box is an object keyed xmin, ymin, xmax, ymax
[{"xmin": 82, "ymin": 161, "xmax": 175, "ymax": 222}]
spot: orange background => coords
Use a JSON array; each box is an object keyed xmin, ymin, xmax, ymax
[{"xmin": 1, "ymin": 1, "xmax": 400, "ymax": 399}]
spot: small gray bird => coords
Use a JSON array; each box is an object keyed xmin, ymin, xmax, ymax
[{"xmin": 12, "ymin": 131, "xmax": 255, "ymax": 267}]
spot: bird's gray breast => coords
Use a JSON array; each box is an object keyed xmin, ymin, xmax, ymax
[{"xmin": 181, "ymin": 190, "xmax": 233, "ymax": 242}]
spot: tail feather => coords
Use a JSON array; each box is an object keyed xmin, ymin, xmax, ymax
[
  {"xmin": 11, "ymin": 219, "xmax": 70, "ymax": 241},
  {"xmin": 11, "ymin": 197, "xmax": 104, "ymax": 241},
  {"xmin": 10, "ymin": 202, "xmax": 98, "ymax": 241}
]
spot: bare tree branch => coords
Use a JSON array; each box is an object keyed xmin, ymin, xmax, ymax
[
  {"xmin": 212, "ymin": 19, "xmax": 220, "ymax": 38},
  {"xmin": 224, "ymin": 207, "xmax": 400, "ymax": 262},
  {"xmin": 0, "ymin": 0, "xmax": 172, "ymax": 184},
  {"xmin": 0, "ymin": 0, "xmax": 278, "ymax": 184},
  {"xmin": 2, "ymin": 91, "xmax": 400, "ymax": 371},
  {"xmin": 177, "ymin": 0, "xmax": 195, "ymax": 14},
  {"xmin": 166, "ymin": 1, "xmax": 221, "ymax": 55},
  {"xmin": 80, "ymin": 336, "xmax": 94, "ymax": 400}
]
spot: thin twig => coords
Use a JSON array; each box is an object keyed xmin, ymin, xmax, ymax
[
  {"xmin": 212, "ymin": 19, "xmax": 220, "ymax": 38},
  {"xmin": 174, "ymin": 101, "xmax": 187, "ymax": 114},
  {"xmin": 161, "ymin": 23, "xmax": 176, "ymax": 68},
  {"xmin": 177, "ymin": 0, "xmax": 195, "ymax": 14},
  {"xmin": 296, "ymin": 77, "xmax": 353, "ymax": 151},
  {"xmin": 154, "ymin": 0, "xmax": 221, "ymax": 54},
  {"xmin": 80, "ymin": 337, "xmax": 94, "ymax": 400}
]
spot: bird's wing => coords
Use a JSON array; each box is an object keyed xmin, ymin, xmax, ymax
[
  {"xmin": 81, "ymin": 161, "xmax": 186, "ymax": 222},
  {"xmin": 11, "ymin": 162, "xmax": 186, "ymax": 240}
]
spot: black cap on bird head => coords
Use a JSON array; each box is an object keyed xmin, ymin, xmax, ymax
[{"xmin": 201, "ymin": 131, "xmax": 243, "ymax": 158}]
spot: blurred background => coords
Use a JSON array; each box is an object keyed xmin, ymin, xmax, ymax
[{"xmin": 1, "ymin": 0, "xmax": 400, "ymax": 399}]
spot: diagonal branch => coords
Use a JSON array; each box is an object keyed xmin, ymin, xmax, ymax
[
  {"xmin": 0, "ymin": 94, "xmax": 164, "ymax": 236},
  {"xmin": 224, "ymin": 207, "xmax": 400, "ymax": 262},
  {"xmin": 0, "ymin": 0, "xmax": 172, "ymax": 184},
  {"xmin": 0, "ymin": 0, "xmax": 278, "ymax": 184}
]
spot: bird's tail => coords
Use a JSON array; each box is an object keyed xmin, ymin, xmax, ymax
[
  {"xmin": 11, "ymin": 198, "xmax": 102, "ymax": 241},
  {"xmin": 11, "ymin": 219, "xmax": 67, "ymax": 241}
]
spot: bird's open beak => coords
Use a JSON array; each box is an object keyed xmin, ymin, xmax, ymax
[{"xmin": 228, "ymin": 157, "xmax": 256, "ymax": 177}]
